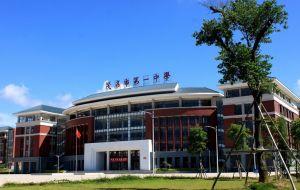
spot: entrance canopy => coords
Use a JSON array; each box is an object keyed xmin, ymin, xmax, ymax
[{"xmin": 84, "ymin": 140, "xmax": 152, "ymax": 171}]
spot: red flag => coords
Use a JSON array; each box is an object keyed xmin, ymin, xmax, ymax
[{"xmin": 76, "ymin": 128, "xmax": 81, "ymax": 139}]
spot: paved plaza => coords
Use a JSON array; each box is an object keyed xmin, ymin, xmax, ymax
[{"xmin": 0, "ymin": 172, "xmax": 263, "ymax": 187}]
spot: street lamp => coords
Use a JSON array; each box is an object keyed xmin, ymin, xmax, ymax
[
  {"xmin": 55, "ymin": 155, "xmax": 60, "ymax": 173},
  {"xmin": 144, "ymin": 110, "xmax": 155, "ymax": 175},
  {"xmin": 204, "ymin": 126, "xmax": 219, "ymax": 173}
]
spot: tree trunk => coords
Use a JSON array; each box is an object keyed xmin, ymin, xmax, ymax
[
  {"xmin": 297, "ymin": 146, "xmax": 299, "ymax": 179},
  {"xmin": 253, "ymin": 93, "xmax": 268, "ymax": 182}
]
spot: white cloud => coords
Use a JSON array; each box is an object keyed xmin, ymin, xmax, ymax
[
  {"xmin": 0, "ymin": 83, "xmax": 74, "ymax": 109},
  {"xmin": 46, "ymin": 93, "xmax": 73, "ymax": 108},
  {"xmin": 0, "ymin": 112, "xmax": 16, "ymax": 127},
  {"xmin": 0, "ymin": 84, "xmax": 41, "ymax": 107},
  {"xmin": 55, "ymin": 93, "xmax": 73, "ymax": 108}
]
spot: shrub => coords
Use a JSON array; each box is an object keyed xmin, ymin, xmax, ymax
[{"xmin": 248, "ymin": 183, "xmax": 277, "ymax": 190}]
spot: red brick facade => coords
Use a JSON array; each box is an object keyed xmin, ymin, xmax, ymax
[
  {"xmin": 14, "ymin": 125, "xmax": 55, "ymax": 158},
  {"xmin": 223, "ymin": 99, "xmax": 299, "ymax": 148},
  {"xmin": 145, "ymin": 107, "xmax": 218, "ymax": 151},
  {"xmin": 65, "ymin": 116, "xmax": 94, "ymax": 156}
]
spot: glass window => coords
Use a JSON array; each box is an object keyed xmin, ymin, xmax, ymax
[
  {"xmin": 109, "ymin": 131, "xmax": 128, "ymax": 142},
  {"xmin": 130, "ymin": 150, "xmax": 140, "ymax": 170},
  {"xmin": 168, "ymin": 142, "xmax": 174, "ymax": 151},
  {"xmin": 109, "ymin": 117, "xmax": 128, "ymax": 129},
  {"xmin": 174, "ymin": 126, "xmax": 180, "ymax": 140},
  {"xmin": 95, "ymin": 118, "xmax": 107, "ymax": 130},
  {"xmin": 226, "ymin": 89, "xmax": 240, "ymax": 98},
  {"xmin": 201, "ymin": 100, "xmax": 211, "ymax": 106},
  {"xmin": 131, "ymin": 103, "xmax": 152, "ymax": 112},
  {"xmin": 182, "ymin": 100, "xmax": 199, "ymax": 107},
  {"xmin": 95, "ymin": 132, "xmax": 107, "ymax": 142},
  {"xmin": 244, "ymin": 104, "xmax": 253, "ymax": 114},
  {"xmin": 160, "ymin": 128, "xmax": 166, "ymax": 141},
  {"xmin": 234, "ymin": 105, "xmax": 242, "ymax": 115},
  {"xmin": 241, "ymin": 88, "xmax": 252, "ymax": 96},
  {"xmin": 93, "ymin": 108, "xmax": 107, "ymax": 116},
  {"xmin": 155, "ymin": 101, "xmax": 179, "ymax": 108},
  {"xmin": 160, "ymin": 143, "xmax": 166, "ymax": 151},
  {"xmin": 130, "ymin": 115, "xmax": 144, "ymax": 127},
  {"xmin": 167, "ymin": 127, "xmax": 173, "ymax": 142},
  {"xmin": 130, "ymin": 129, "xmax": 144, "ymax": 140},
  {"xmin": 110, "ymin": 105, "xmax": 128, "ymax": 114}
]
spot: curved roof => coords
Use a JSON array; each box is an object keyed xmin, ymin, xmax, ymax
[
  {"xmin": 64, "ymin": 83, "xmax": 222, "ymax": 115},
  {"xmin": 72, "ymin": 83, "xmax": 221, "ymax": 106}
]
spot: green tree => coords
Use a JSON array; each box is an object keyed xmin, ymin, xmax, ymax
[
  {"xmin": 292, "ymin": 119, "xmax": 300, "ymax": 177},
  {"xmin": 275, "ymin": 117, "xmax": 288, "ymax": 149},
  {"xmin": 227, "ymin": 124, "xmax": 250, "ymax": 176},
  {"xmin": 272, "ymin": 117, "xmax": 289, "ymax": 172},
  {"xmin": 228, "ymin": 124, "xmax": 251, "ymax": 151},
  {"xmin": 188, "ymin": 127, "xmax": 208, "ymax": 165},
  {"xmin": 292, "ymin": 119, "xmax": 300, "ymax": 149},
  {"xmin": 193, "ymin": 0, "xmax": 287, "ymax": 182}
]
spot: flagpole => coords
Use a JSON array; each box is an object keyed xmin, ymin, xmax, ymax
[{"xmin": 75, "ymin": 126, "xmax": 78, "ymax": 173}]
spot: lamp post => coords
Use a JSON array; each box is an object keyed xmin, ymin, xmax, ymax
[
  {"xmin": 205, "ymin": 126, "xmax": 219, "ymax": 173},
  {"xmin": 56, "ymin": 155, "xmax": 60, "ymax": 173},
  {"xmin": 145, "ymin": 110, "xmax": 155, "ymax": 174}
]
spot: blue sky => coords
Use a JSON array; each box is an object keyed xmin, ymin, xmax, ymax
[{"xmin": 0, "ymin": 0, "xmax": 299, "ymax": 126}]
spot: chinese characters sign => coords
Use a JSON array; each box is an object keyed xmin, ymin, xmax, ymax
[{"xmin": 104, "ymin": 72, "xmax": 172, "ymax": 91}]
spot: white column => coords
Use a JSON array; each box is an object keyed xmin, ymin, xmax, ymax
[
  {"xmin": 179, "ymin": 97, "xmax": 182, "ymax": 107},
  {"xmin": 128, "ymin": 150, "xmax": 131, "ymax": 170},
  {"xmin": 106, "ymin": 151, "xmax": 110, "ymax": 170},
  {"xmin": 128, "ymin": 102, "xmax": 131, "ymax": 140},
  {"xmin": 107, "ymin": 106, "xmax": 110, "ymax": 142}
]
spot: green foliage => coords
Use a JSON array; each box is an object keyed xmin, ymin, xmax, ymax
[
  {"xmin": 292, "ymin": 118, "xmax": 300, "ymax": 147},
  {"xmin": 193, "ymin": 0, "xmax": 287, "ymax": 93},
  {"xmin": 188, "ymin": 127, "xmax": 208, "ymax": 155},
  {"xmin": 0, "ymin": 164, "xmax": 9, "ymax": 174},
  {"xmin": 227, "ymin": 124, "xmax": 251, "ymax": 150},
  {"xmin": 275, "ymin": 117, "xmax": 288, "ymax": 147},
  {"xmin": 248, "ymin": 182, "xmax": 277, "ymax": 190}
]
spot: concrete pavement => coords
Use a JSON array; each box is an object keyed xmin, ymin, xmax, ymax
[{"xmin": 0, "ymin": 172, "xmax": 261, "ymax": 187}]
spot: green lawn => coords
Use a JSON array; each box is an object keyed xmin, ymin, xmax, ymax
[{"xmin": 1, "ymin": 176, "xmax": 300, "ymax": 190}]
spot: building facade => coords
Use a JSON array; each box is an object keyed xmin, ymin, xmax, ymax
[
  {"xmin": 13, "ymin": 105, "xmax": 66, "ymax": 173},
  {"xmin": 219, "ymin": 78, "xmax": 300, "ymax": 171},
  {"xmin": 63, "ymin": 83, "xmax": 224, "ymax": 171},
  {"xmin": 0, "ymin": 126, "xmax": 14, "ymax": 167},
  {"xmin": 9, "ymin": 78, "xmax": 300, "ymax": 173}
]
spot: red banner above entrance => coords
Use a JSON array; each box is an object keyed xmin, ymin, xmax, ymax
[{"xmin": 110, "ymin": 157, "xmax": 128, "ymax": 163}]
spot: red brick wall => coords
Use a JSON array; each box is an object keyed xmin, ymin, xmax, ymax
[
  {"xmin": 14, "ymin": 136, "xmax": 23, "ymax": 157},
  {"xmin": 14, "ymin": 125, "xmax": 54, "ymax": 158},
  {"xmin": 262, "ymin": 100, "xmax": 275, "ymax": 112},
  {"xmin": 30, "ymin": 136, "xmax": 40, "ymax": 157},
  {"xmin": 65, "ymin": 116, "xmax": 94, "ymax": 156},
  {"xmin": 223, "ymin": 105, "xmax": 235, "ymax": 116},
  {"xmin": 145, "ymin": 107, "xmax": 218, "ymax": 151}
]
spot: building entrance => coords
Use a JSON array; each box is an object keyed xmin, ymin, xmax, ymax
[
  {"xmin": 109, "ymin": 151, "xmax": 128, "ymax": 170},
  {"xmin": 130, "ymin": 150, "xmax": 140, "ymax": 170}
]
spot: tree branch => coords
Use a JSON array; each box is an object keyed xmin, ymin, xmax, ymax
[
  {"xmin": 216, "ymin": 36, "xmax": 234, "ymax": 56},
  {"xmin": 251, "ymin": 17, "xmax": 274, "ymax": 60},
  {"xmin": 209, "ymin": 6, "xmax": 226, "ymax": 17}
]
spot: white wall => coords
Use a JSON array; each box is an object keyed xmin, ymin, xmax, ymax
[{"xmin": 84, "ymin": 140, "xmax": 152, "ymax": 171}]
